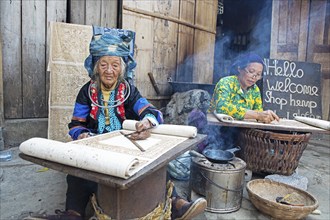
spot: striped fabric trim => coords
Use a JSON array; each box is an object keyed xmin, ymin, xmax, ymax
[
  {"xmin": 71, "ymin": 116, "xmax": 86, "ymax": 122},
  {"xmin": 133, "ymin": 98, "xmax": 152, "ymax": 116},
  {"xmin": 138, "ymin": 104, "xmax": 152, "ymax": 116}
]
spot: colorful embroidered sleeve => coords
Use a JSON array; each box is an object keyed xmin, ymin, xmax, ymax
[
  {"xmin": 68, "ymin": 82, "xmax": 92, "ymax": 140},
  {"xmin": 209, "ymin": 76, "xmax": 263, "ymax": 120}
]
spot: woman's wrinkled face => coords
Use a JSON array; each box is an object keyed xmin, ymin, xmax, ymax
[
  {"xmin": 97, "ymin": 56, "xmax": 122, "ymax": 89},
  {"xmin": 238, "ymin": 62, "xmax": 263, "ymax": 89}
]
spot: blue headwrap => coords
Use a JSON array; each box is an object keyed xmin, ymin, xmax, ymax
[
  {"xmin": 230, "ymin": 52, "xmax": 264, "ymax": 75},
  {"xmin": 84, "ymin": 26, "xmax": 137, "ymax": 79}
]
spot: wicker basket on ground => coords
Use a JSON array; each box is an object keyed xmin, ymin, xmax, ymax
[
  {"xmin": 246, "ymin": 179, "xmax": 318, "ymax": 219},
  {"xmin": 238, "ymin": 128, "xmax": 311, "ymax": 175}
]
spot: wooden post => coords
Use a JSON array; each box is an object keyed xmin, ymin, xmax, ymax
[{"xmin": 0, "ymin": 35, "xmax": 4, "ymax": 150}]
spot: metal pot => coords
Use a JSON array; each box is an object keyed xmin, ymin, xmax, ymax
[{"xmin": 199, "ymin": 147, "xmax": 240, "ymax": 163}]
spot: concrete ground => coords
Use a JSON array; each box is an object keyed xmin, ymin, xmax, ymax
[{"xmin": 0, "ymin": 134, "xmax": 329, "ymax": 220}]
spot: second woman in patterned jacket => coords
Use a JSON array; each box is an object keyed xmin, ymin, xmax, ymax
[{"xmin": 209, "ymin": 52, "xmax": 279, "ymax": 123}]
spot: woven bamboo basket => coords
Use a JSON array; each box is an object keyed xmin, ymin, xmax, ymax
[
  {"xmin": 238, "ymin": 128, "xmax": 311, "ymax": 175},
  {"xmin": 246, "ymin": 179, "xmax": 318, "ymax": 219}
]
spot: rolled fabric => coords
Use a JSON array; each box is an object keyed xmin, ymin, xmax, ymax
[
  {"xmin": 123, "ymin": 120, "xmax": 197, "ymax": 138},
  {"xmin": 213, "ymin": 111, "xmax": 234, "ymax": 123},
  {"xmin": 19, "ymin": 137, "xmax": 139, "ymax": 179},
  {"xmin": 294, "ymin": 116, "xmax": 330, "ymax": 130}
]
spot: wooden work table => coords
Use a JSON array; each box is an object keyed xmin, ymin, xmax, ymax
[
  {"xmin": 19, "ymin": 134, "xmax": 206, "ymax": 220},
  {"xmin": 207, "ymin": 113, "xmax": 330, "ymax": 134}
]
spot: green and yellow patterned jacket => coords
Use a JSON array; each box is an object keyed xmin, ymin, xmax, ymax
[{"xmin": 209, "ymin": 75, "xmax": 263, "ymax": 120}]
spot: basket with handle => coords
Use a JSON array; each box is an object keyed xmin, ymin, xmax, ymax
[{"xmin": 238, "ymin": 128, "xmax": 311, "ymax": 175}]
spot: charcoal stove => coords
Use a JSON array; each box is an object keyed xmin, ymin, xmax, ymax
[{"xmin": 190, "ymin": 156, "xmax": 246, "ymax": 213}]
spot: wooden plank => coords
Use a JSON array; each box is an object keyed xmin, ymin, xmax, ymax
[
  {"xmin": 70, "ymin": 0, "xmax": 86, "ymax": 24},
  {"xmin": 153, "ymin": 0, "xmax": 180, "ymax": 18},
  {"xmin": 306, "ymin": 0, "xmax": 330, "ymax": 120},
  {"xmin": 122, "ymin": 10, "xmax": 154, "ymax": 96},
  {"xmin": 287, "ymin": 0, "xmax": 301, "ymax": 44},
  {"xmin": 207, "ymin": 114, "xmax": 330, "ymax": 134},
  {"xmin": 277, "ymin": 44, "xmax": 298, "ymax": 53},
  {"xmin": 101, "ymin": 0, "xmax": 118, "ymax": 28},
  {"xmin": 322, "ymin": 79, "xmax": 330, "ymax": 121},
  {"xmin": 134, "ymin": 49, "xmax": 153, "ymax": 97},
  {"xmin": 195, "ymin": 0, "xmax": 217, "ymax": 31},
  {"xmin": 123, "ymin": 5, "xmax": 215, "ymax": 34},
  {"xmin": 270, "ymin": 0, "xmax": 280, "ymax": 58},
  {"xmin": 297, "ymin": 0, "xmax": 310, "ymax": 61},
  {"xmin": 193, "ymin": 30, "xmax": 215, "ymax": 84},
  {"xmin": 278, "ymin": 0, "xmax": 289, "ymax": 44},
  {"xmin": 22, "ymin": 0, "xmax": 47, "ymax": 118},
  {"xmin": 85, "ymin": 0, "xmax": 102, "ymax": 25},
  {"xmin": 307, "ymin": 0, "xmax": 327, "ymax": 60},
  {"xmin": 123, "ymin": 3, "xmax": 180, "ymax": 97},
  {"xmin": 314, "ymin": 53, "xmax": 330, "ymax": 77},
  {"xmin": 193, "ymin": 0, "xmax": 217, "ymax": 84},
  {"xmin": 271, "ymin": 0, "xmax": 309, "ymax": 61},
  {"xmin": 312, "ymin": 0, "xmax": 326, "ymax": 45},
  {"xmin": 325, "ymin": 0, "xmax": 330, "ymax": 45},
  {"xmin": 124, "ymin": 0, "xmax": 153, "ymax": 12},
  {"xmin": 0, "ymin": 0, "xmax": 22, "ymax": 118},
  {"xmin": 176, "ymin": 25, "xmax": 194, "ymax": 82},
  {"xmin": 179, "ymin": 0, "xmax": 195, "ymax": 23},
  {"xmin": 152, "ymin": 19, "xmax": 178, "ymax": 96},
  {"xmin": 0, "ymin": 35, "xmax": 3, "ymax": 126},
  {"xmin": 176, "ymin": 0, "xmax": 195, "ymax": 82},
  {"xmin": 46, "ymin": 1, "xmax": 68, "ymax": 63},
  {"xmin": 46, "ymin": 0, "xmax": 67, "ymax": 116}
]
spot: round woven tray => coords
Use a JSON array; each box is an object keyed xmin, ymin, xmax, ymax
[{"xmin": 246, "ymin": 179, "xmax": 318, "ymax": 219}]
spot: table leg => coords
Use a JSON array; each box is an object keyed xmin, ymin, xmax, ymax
[{"xmin": 97, "ymin": 166, "xmax": 167, "ymax": 220}]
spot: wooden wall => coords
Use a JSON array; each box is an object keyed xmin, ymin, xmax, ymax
[
  {"xmin": 69, "ymin": 0, "xmax": 118, "ymax": 26},
  {"xmin": 270, "ymin": 0, "xmax": 330, "ymax": 120},
  {"xmin": 0, "ymin": 0, "xmax": 68, "ymax": 146},
  {"xmin": 122, "ymin": 0, "xmax": 218, "ymax": 103},
  {"xmin": 0, "ymin": 0, "xmax": 118, "ymax": 146}
]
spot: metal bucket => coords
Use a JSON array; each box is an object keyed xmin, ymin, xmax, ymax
[{"xmin": 190, "ymin": 157, "xmax": 246, "ymax": 213}]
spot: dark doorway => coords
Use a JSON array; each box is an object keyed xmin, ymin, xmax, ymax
[{"xmin": 213, "ymin": 0, "xmax": 273, "ymax": 84}]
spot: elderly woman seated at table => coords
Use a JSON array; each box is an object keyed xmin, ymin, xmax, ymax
[{"xmin": 43, "ymin": 28, "xmax": 206, "ymax": 220}]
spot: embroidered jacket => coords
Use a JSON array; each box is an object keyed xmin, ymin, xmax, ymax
[
  {"xmin": 209, "ymin": 75, "xmax": 263, "ymax": 120},
  {"xmin": 68, "ymin": 80, "xmax": 163, "ymax": 140}
]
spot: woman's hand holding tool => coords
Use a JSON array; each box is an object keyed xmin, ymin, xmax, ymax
[
  {"xmin": 129, "ymin": 119, "xmax": 153, "ymax": 140},
  {"xmin": 257, "ymin": 110, "xmax": 280, "ymax": 124}
]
